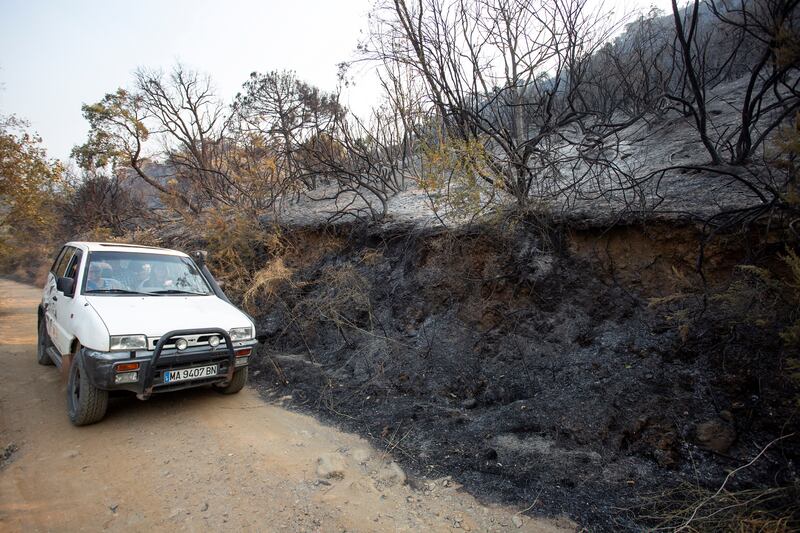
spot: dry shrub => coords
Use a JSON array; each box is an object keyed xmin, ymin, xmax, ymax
[
  {"xmin": 779, "ymin": 248, "xmax": 800, "ymax": 348},
  {"xmin": 297, "ymin": 264, "xmax": 374, "ymax": 336},
  {"xmin": 109, "ymin": 227, "xmax": 164, "ymax": 247},
  {"xmin": 635, "ymin": 482, "xmax": 799, "ymax": 532},
  {"xmin": 72, "ymin": 225, "xmax": 114, "ymax": 242},
  {"xmin": 361, "ymin": 249, "xmax": 383, "ymax": 266},
  {"xmin": 242, "ymin": 257, "xmax": 297, "ymax": 314},
  {"xmin": 71, "ymin": 225, "xmax": 165, "ymax": 248},
  {"xmin": 0, "ymin": 238, "xmax": 56, "ymax": 286},
  {"xmin": 417, "ymin": 136, "xmax": 501, "ymax": 225},
  {"xmin": 191, "ymin": 208, "xmax": 285, "ymax": 299},
  {"xmin": 288, "ymin": 229, "xmax": 345, "ymax": 268},
  {"xmin": 649, "ymin": 259, "xmax": 791, "ymax": 344}
]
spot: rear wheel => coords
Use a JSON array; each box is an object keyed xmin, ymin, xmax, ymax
[
  {"xmin": 67, "ymin": 351, "xmax": 108, "ymax": 426},
  {"xmin": 37, "ymin": 318, "xmax": 54, "ymax": 366},
  {"xmin": 213, "ymin": 367, "xmax": 247, "ymax": 395}
]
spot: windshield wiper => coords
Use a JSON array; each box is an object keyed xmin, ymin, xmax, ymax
[
  {"xmin": 150, "ymin": 289, "xmax": 207, "ymax": 295},
  {"xmin": 86, "ymin": 288, "xmax": 152, "ymax": 295}
]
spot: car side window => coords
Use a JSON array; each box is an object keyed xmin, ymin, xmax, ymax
[
  {"xmin": 64, "ymin": 249, "xmax": 83, "ymax": 280},
  {"xmin": 54, "ymin": 247, "xmax": 76, "ymax": 278},
  {"xmin": 50, "ymin": 246, "xmax": 68, "ymax": 275}
]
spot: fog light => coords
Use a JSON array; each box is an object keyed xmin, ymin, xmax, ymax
[
  {"xmin": 175, "ymin": 338, "xmax": 188, "ymax": 351},
  {"xmin": 114, "ymin": 371, "xmax": 139, "ymax": 384},
  {"xmin": 235, "ymin": 357, "xmax": 249, "ymax": 367},
  {"xmin": 208, "ymin": 336, "xmax": 220, "ymax": 347}
]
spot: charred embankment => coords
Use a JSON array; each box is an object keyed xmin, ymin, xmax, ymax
[{"xmin": 248, "ymin": 219, "xmax": 799, "ymax": 530}]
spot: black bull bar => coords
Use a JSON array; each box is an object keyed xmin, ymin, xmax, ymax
[{"xmin": 141, "ymin": 328, "xmax": 235, "ymax": 398}]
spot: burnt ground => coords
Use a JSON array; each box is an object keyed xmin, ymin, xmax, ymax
[{"xmin": 247, "ymin": 221, "xmax": 800, "ymax": 531}]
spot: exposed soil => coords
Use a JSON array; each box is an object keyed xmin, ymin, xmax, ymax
[
  {"xmin": 249, "ymin": 220, "xmax": 800, "ymax": 530},
  {"xmin": 0, "ymin": 278, "xmax": 571, "ymax": 532}
]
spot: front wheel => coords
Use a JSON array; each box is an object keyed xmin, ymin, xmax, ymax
[
  {"xmin": 213, "ymin": 367, "xmax": 247, "ymax": 395},
  {"xmin": 37, "ymin": 318, "xmax": 54, "ymax": 366},
  {"xmin": 67, "ymin": 352, "xmax": 108, "ymax": 426}
]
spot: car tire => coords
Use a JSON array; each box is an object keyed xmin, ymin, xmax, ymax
[
  {"xmin": 213, "ymin": 367, "xmax": 247, "ymax": 395},
  {"xmin": 37, "ymin": 318, "xmax": 54, "ymax": 366},
  {"xmin": 67, "ymin": 350, "xmax": 109, "ymax": 426}
]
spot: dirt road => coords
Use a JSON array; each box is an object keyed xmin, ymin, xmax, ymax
[{"xmin": 0, "ymin": 279, "xmax": 571, "ymax": 532}]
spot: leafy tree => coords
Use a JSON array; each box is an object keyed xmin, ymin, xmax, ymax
[{"xmin": 0, "ymin": 115, "xmax": 64, "ymax": 254}]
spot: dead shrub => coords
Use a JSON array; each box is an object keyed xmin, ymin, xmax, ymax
[
  {"xmin": 188, "ymin": 208, "xmax": 286, "ymax": 300},
  {"xmin": 635, "ymin": 482, "xmax": 799, "ymax": 532},
  {"xmin": 295, "ymin": 264, "xmax": 374, "ymax": 340},
  {"xmin": 288, "ymin": 228, "xmax": 345, "ymax": 268},
  {"xmin": 631, "ymin": 434, "xmax": 799, "ymax": 532},
  {"xmin": 242, "ymin": 257, "xmax": 297, "ymax": 314}
]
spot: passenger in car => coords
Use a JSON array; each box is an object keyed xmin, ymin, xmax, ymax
[{"xmin": 138, "ymin": 262, "xmax": 174, "ymax": 289}]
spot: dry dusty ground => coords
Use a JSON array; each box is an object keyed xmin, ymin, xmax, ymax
[{"xmin": 0, "ymin": 278, "xmax": 573, "ymax": 532}]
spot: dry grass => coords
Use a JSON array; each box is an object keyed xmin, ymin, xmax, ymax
[
  {"xmin": 184, "ymin": 209, "xmax": 290, "ymax": 300},
  {"xmin": 242, "ymin": 257, "xmax": 297, "ymax": 314},
  {"xmin": 631, "ymin": 435, "xmax": 799, "ymax": 532},
  {"xmin": 634, "ymin": 483, "xmax": 798, "ymax": 532},
  {"xmin": 313, "ymin": 264, "xmax": 374, "ymax": 329},
  {"xmin": 289, "ymin": 263, "xmax": 375, "ymax": 345}
]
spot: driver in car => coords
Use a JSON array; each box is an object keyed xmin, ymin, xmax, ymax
[{"xmin": 86, "ymin": 263, "xmax": 110, "ymax": 291}]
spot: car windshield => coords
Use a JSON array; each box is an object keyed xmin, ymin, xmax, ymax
[{"xmin": 82, "ymin": 251, "xmax": 212, "ymax": 296}]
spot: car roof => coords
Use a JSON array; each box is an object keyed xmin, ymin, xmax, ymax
[{"xmin": 66, "ymin": 242, "xmax": 189, "ymax": 257}]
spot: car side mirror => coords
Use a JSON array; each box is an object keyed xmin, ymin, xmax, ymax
[{"xmin": 56, "ymin": 277, "xmax": 75, "ymax": 297}]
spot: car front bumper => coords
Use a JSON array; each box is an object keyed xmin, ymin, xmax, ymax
[{"xmin": 81, "ymin": 332, "xmax": 257, "ymax": 399}]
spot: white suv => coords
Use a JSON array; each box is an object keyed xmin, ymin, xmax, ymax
[{"xmin": 37, "ymin": 242, "xmax": 258, "ymax": 425}]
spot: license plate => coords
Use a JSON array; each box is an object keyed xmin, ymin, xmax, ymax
[{"xmin": 163, "ymin": 364, "xmax": 218, "ymax": 383}]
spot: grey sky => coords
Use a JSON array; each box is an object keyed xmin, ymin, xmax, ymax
[{"xmin": 0, "ymin": 0, "xmax": 671, "ymax": 163}]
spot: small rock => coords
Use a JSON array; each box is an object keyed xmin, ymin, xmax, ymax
[
  {"xmin": 200, "ymin": 502, "xmax": 208, "ymax": 512},
  {"xmin": 62, "ymin": 450, "xmax": 80, "ymax": 459},
  {"xmin": 109, "ymin": 504, "xmax": 118, "ymax": 513},
  {"xmin": 316, "ymin": 453, "xmax": 346, "ymax": 479},
  {"xmin": 719, "ymin": 410, "xmax": 734, "ymax": 422},
  {"xmin": 462, "ymin": 398, "xmax": 477, "ymax": 409},
  {"xmin": 512, "ymin": 515, "xmax": 523, "ymax": 528},
  {"xmin": 696, "ymin": 420, "xmax": 736, "ymax": 454}
]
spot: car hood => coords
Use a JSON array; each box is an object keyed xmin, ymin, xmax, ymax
[{"xmin": 86, "ymin": 295, "xmax": 252, "ymax": 338}]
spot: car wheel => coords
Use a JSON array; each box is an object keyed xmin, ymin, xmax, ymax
[
  {"xmin": 213, "ymin": 367, "xmax": 248, "ymax": 395},
  {"xmin": 37, "ymin": 318, "xmax": 54, "ymax": 366},
  {"xmin": 67, "ymin": 350, "xmax": 109, "ymax": 426}
]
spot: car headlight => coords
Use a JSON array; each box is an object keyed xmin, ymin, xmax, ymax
[
  {"xmin": 109, "ymin": 335, "xmax": 147, "ymax": 351},
  {"xmin": 228, "ymin": 327, "xmax": 253, "ymax": 341}
]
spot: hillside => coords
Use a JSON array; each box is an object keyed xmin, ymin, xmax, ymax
[{"xmin": 238, "ymin": 218, "xmax": 798, "ymax": 531}]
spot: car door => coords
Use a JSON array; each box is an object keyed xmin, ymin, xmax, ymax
[
  {"xmin": 51, "ymin": 248, "xmax": 83, "ymax": 356},
  {"xmin": 44, "ymin": 246, "xmax": 74, "ymax": 346}
]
